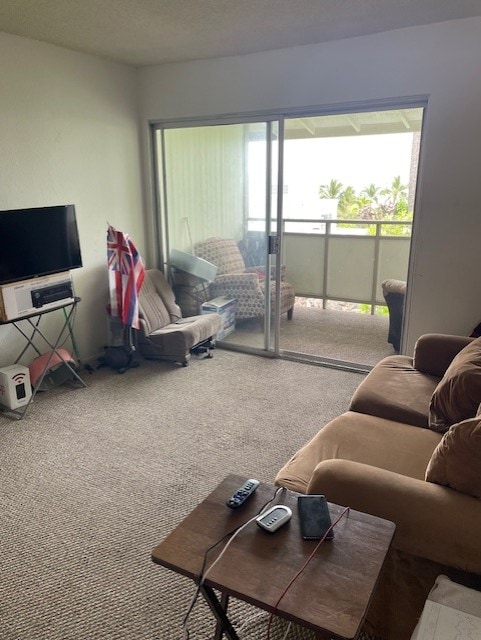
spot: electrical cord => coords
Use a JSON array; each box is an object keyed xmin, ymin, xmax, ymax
[
  {"xmin": 200, "ymin": 513, "xmax": 259, "ymax": 585},
  {"xmin": 266, "ymin": 506, "xmax": 350, "ymax": 640},
  {"xmin": 182, "ymin": 486, "xmax": 284, "ymax": 639},
  {"xmin": 280, "ymin": 621, "xmax": 292, "ymax": 640}
]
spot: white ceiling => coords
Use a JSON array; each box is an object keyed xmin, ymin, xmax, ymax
[{"xmin": 1, "ymin": 0, "xmax": 481, "ymax": 67}]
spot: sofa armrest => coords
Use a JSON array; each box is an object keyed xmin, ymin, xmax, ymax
[
  {"xmin": 413, "ymin": 333, "xmax": 474, "ymax": 377},
  {"xmin": 307, "ymin": 459, "xmax": 481, "ymax": 574}
]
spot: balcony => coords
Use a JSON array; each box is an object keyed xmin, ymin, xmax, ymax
[{"xmin": 221, "ymin": 217, "xmax": 410, "ymax": 369}]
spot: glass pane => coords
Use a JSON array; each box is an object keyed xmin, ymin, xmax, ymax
[
  {"xmin": 157, "ymin": 121, "xmax": 275, "ymax": 352},
  {"xmin": 279, "ymin": 107, "xmax": 423, "ymax": 365}
]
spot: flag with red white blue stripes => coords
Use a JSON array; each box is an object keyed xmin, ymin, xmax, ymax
[{"xmin": 107, "ymin": 225, "xmax": 145, "ymax": 329}]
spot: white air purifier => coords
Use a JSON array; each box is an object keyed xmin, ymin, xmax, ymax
[{"xmin": 0, "ymin": 365, "xmax": 32, "ymax": 410}]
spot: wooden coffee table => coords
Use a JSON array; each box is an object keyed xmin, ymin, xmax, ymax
[{"xmin": 151, "ymin": 474, "xmax": 395, "ymax": 640}]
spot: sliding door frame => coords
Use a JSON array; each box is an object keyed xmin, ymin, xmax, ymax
[
  {"xmin": 149, "ymin": 94, "xmax": 428, "ymax": 367},
  {"xmin": 151, "ymin": 114, "xmax": 285, "ymax": 356}
]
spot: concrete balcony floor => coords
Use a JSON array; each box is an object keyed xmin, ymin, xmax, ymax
[{"xmin": 222, "ymin": 300, "xmax": 396, "ymax": 368}]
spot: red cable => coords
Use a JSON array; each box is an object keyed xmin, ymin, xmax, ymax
[{"xmin": 266, "ymin": 506, "xmax": 350, "ymax": 640}]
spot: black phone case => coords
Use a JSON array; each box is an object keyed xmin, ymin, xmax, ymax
[{"xmin": 297, "ymin": 495, "xmax": 334, "ymax": 540}]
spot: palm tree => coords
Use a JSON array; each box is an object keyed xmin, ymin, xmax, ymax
[
  {"xmin": 360, "ymin": 183, "xmax": 381, "ymax": 203},
  {"xmin": 338, "ymin": 186, "xmax": 358, "ymax": 218},
  {"xmin": 319, "ymin": 179, "xmax": 344, "ymax": 199},
  {"xmin": 382, "ymin": 176, "xmax": 408, "ymax": 207}
]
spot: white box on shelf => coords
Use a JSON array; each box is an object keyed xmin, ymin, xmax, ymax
[
  {"xmin": 0, "ymin": 271, "xmax": 74, "ymax": 321},
  {"xmin": 201, "ymin": 297, "xmax": 236, "ymax": 340}
]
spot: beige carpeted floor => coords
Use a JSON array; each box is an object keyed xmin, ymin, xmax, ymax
[
  {"xmin": 223, "ymin": 304, "xmax": 394, "ymax": 367},
  {"xmin": 0, "ymin": 350, "xmax": 369, "ymax": 640}
]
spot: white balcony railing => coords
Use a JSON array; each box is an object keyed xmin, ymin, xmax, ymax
[{"xmin": 249, "ymin": 218, "xmax": 412, "ymax": 312}]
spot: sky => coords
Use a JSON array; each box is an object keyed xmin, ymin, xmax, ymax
[
  {"xmin": 249, "ymin": 131, "xmax": 416, "ymax": 220},
  {"xmin": 285, "ymin": 133, "xmax": 413, "ymax": 190}
]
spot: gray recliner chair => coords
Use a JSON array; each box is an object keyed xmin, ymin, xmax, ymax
[{"xmin": 137, "ymin": 269, "xmax": 221, "ymax": 366}]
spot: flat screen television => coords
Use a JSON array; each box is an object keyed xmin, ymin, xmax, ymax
[{"xmin": 0, "ymin": 204, "xmax": 83, "ymax": 286}]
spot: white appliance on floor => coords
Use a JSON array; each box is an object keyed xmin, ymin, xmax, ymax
[{"xmin": 0, "ymin": 365, "xmax": 32, "ymax": 410}]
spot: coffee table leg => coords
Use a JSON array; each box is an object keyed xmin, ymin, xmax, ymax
[
  {"xmin": 214, "ymin": 592, "xmax": 230, "ymax": 640},
  {"xmin": 200, "ymin": 585, "xmax": 239, "ymax": 640}
]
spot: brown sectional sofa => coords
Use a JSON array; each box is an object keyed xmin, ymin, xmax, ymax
[{"xmin": 275, "ymin": 333, "xmax": 481, "ymax": 640}]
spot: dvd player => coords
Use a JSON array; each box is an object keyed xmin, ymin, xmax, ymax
[{"xmin": 31, "ymin": 282, "xmax": 73, "ymax": 308}]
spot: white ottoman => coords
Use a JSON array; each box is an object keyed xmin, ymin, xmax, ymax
[{"xmin": 411, "ymin": 575, "xmax": 481, "ymax": 639}]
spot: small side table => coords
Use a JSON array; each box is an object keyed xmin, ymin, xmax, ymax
[
  {"xmin": 152, "ymin": 474, "xmax": 395, "ymax": 640},
  {"xmin": 0, "ymin": 298, "xmax": 87, "ymax": 419}
]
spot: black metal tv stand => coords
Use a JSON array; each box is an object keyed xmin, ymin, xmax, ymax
[{"xmin": 0, "ymin": 298, "xmax": 87, "ymax": 419}]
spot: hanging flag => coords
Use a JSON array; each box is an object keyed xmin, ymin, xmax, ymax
[{"xmin": 107, "ymin": 225, "xmax": 145, "ymax": 329}]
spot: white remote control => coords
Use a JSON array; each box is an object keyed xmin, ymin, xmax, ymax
[{"xmin": 256, "ymin": 505, "xmax": 292, "ymax": 533}]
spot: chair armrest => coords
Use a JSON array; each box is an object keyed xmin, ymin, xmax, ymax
[
  {"xmin": 245, "ymin": 265, "xmax": 287, "ymax": 280},
  {"xmin": 138, "ymin": 317, "xmax": 149, "ymax": 337},
  {"xmin": 413, "ymin": 333, "xmax": 474, "ymax": 377},
  {"xmin": 244, "ymin": 266, "xmax": 267, "ymax": 280},
  {"xmin": 307, "ymin": 459, "xmax": 481, "ymax": 573},
  {"xmin": 214, "ymin": 273, "xmax": 260, "ymax": 288}
]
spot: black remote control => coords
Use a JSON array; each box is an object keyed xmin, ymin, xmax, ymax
[{"xmin": 226, "ymin": 479, "xmax": 260, "ymax": 509}]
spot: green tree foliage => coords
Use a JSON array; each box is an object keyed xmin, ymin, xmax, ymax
[
  {"xmin": 338, "ymin": 186, "xmax": 359, "ymax": 217},
  {"xmin": 360, "ymin": 183, "xmax": 381, "ymax": 202},
  {"xmin": 318, "ymin": 175, "xmax": 412, "ymax": 236},
  {"xmin": 318, "ymin": 178, "xmax": 344, "ymax": 199}
]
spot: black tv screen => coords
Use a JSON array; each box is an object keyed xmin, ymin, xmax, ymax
[{"xmin": 0, "ymin": 204, "xmax": 83, "ymax": 285}]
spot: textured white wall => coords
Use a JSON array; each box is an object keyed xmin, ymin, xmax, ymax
[
  {"xmin": 0, "ymin": 33, "xmax": 145, "ymax": 365},
  {"xmin": 138, "ymin": 17, "xmax": 481, "ymax": 353}
]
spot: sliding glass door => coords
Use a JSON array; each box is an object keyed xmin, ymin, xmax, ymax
[
  {"xmin": 153, "ymin": 119, "xmax": 282, "ymax": 353},
  {"xmin": 152, "ymin": 102, "xmax": 424, "ymax": 368}
]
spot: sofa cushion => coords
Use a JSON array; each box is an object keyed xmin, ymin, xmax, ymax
[
  {"xmin": 349, "ymin": 355, "xmax": 439, "ymax": 428},
  {"xmin": 425, "ymin": 416, "xmax": 481, "ymax": 499},
  {"xmin": 429, "ymin": 337, "xmax": 481, "ymax": 432},
  {"xmin": 275, "ymin": 411, "xmax": 442, "ymax": 494}
]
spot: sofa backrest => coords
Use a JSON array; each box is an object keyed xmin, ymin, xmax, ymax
[{"xmin": 139, "ymin": 269, "xmax": 182, "ymax": 333}]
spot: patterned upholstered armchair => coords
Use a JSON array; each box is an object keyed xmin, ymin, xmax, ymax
[{"xmin": 194, "ymin": 237, "xmax": 295, "ymax": 321}]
